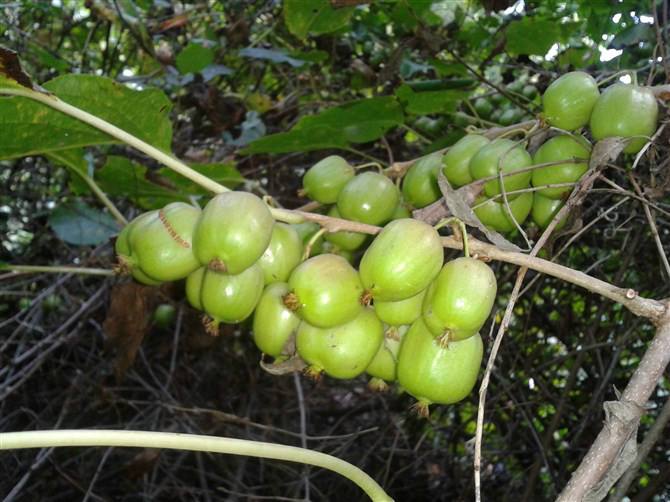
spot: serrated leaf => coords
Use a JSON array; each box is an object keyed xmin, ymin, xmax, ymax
[
  {"xmin": 239, "ymin": 47, "xmax": 306, "ymax": 67},
  {"xmin": 284, "ymin": 0, "xmax": 354, "ymax": 39},
  {"xmin": 176, "ymin": 43, "xmax": 215, "ymax": 74},
  {"xmin": 506, "ymin": 17, "xmax": 560, "ymax": 56},
  {"xmin": 0, "ymin": 74, "xmax": 173, "ymax": 160},
  {"xmin": 49, "ymin": 199, "xmax": 119, "ymax": 246}
]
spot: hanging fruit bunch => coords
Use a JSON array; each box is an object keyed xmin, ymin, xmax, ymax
[{"xmin": 113, "ymin": 70, "xmax": 659, "ymax": 418}]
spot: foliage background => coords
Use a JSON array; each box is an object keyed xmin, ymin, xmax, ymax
[{"xmin": 1, "ymin": 0, "xmax": 669, "ymax": 500}]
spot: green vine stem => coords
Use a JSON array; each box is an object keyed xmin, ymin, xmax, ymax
[
  {"xmin": 434, "ymin": 217, "xmax": 469, "ymax": 258},
  {"xmin": 0, "ymin": 87, "xmax": 304, "ymax": 226},
  {"xmin": 2, "ymin": 265, "xmax": 116, "ymax": 276},
  {"xmin": 48, "ymin": 150, "xmax": 128, "ymax": 226},
  {"xmin": 302, "ymin": 227, "xmax": 327, "ymax": 260},
  {"xmin": 0, "ymin": 429, "xmax": 393, "ymax": 502}
]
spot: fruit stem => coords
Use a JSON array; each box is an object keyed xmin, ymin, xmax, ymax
[
  {"xmin": 353, "ymin": 161, "xmax": 384, "ymax": 173},
  {"xmin": 597, "ymin": 70, "xmax": 638, "ymax": 87},
  {"xmin": 1, "ymin": 264, "xmax": 116, "ymax": 276},
  {"xmin": 434, "ymin": 217, "xmax": 469, "ymax": 258},
  {"xmin": 0, "ymin": 429, "xmax": 394, "ymax": 502},
  {"xmin": 302, "ymin": 228, "xmax": 327, "ymax": 260},
  {"xmin": 368, "ymin": 377, "xmax": 390, "ymax": 393}
]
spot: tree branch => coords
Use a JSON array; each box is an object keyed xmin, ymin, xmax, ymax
[{"xmin": 556, "ymin": 304, "xmax": 670, "ymax": 501}]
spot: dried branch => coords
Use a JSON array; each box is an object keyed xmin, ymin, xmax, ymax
[
  {"xmin": 556, "ymin": 305, "xmax": 670, "ymax": 501},
  {"xmin": 611, "ymin": 395, "xmax": 670, "ymax": 500}
]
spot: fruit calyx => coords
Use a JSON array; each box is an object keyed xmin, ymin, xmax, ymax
[
  {"xmin": 360, "ymin": 289, "xmax": 373, "ymax": 306},
  {"xmin": 114, "ymin": 255, "xmax": 133, "ymax": 276},
  {"xmin": 208, "ymin": 258, "xmax": 228, "ymax": 273},
  {"xmin": 436, "ymin": 330, "xmax": 452, "ymax": 348},
  {"xmin": 202, "ymin": 316, "xmax": 220, "ymax": 336},
  {"xmin": 385, "ymin": 326, "xmax": 401, "ymax": 341},
  {"xmin": 304, "ymin": 365, "xmax": 323, "ymax": 381},
  {"xmin": 282, "ymin": 292, "xmax": 301, "ymax": 311},
  {"xmin": 368, "ymin": 377, "xmax": 390, "ymax": 392},
  {"xmin": 410, "ymin": 400, "xmax": 431, "ymax": 419}
]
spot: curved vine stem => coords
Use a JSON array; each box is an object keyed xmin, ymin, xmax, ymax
[
  {"xmin": 0, "ymin": 88, "xmax": 232, "ymax": 196},
  {"xmin": 1, "ymin": 265, "xmax": 116, "ymax": 276},
  {"xmin": 434, "ymin": 217, "xmax": 469, "ymax": 258},
  {"xmin": 0, "ymin": 429, "xmax": 393, "ymax": 502}
]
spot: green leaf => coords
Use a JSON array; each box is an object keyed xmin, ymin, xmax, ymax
[
  {"xmin": 94, "ymin": 156, "xmax": 243, "ymax": 209},
  {"xmin": 609, "ymin": 23, "xmax": 654, "ymax": 49},
  {"xmin": 176, "ymin": 43, "xmax": 215, "ymax": 74},
  {"xmin": 506, "ymin": 17, "xmax": 560, "ymax": 56},
  {"xmin": 158, "ymin": 162, "xmax": 244, "ymax": 194},
  {"xmin": 284, "ymin": 0, "xmax": 354, "ymax": 39},
  {"xmin": 242, "ymin": 126, "xmax": 348, "ymax": 154},
  {"xmin": 95, "ymin": 156, "xmax": 188, "ymax": 210},
  {"xmin": 239, "ymin": 47, "xmax": 306, "ymax": 67},
  {"xmin": 395, "ymin": 84, "xmax": 469, "ymax": 115},
  {"xmin": 243, "ymin": 97, "xmax": 404, "ymax": 154},
  {"xmin": 0, "ymin": 74, "xmax": 173, "ymax": 160},
  {"xmin": 49, "ymin": 199, "xmax": 120, "ymax": 246}
]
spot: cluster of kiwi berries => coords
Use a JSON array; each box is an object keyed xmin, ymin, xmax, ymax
[
  {"xmin": 404, "ymin": 71, "xmax": 659, "ymax": 235},
  {"xmin": 115, "ymin": 157, "xmax": 497, "ymax": 416},
  {"xmin": 114, "ymin": 71, "xmax": 658, "ymax": 416}
]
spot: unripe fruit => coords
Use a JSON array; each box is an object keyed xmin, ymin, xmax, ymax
[
  {"xmin": 532, "ymin": 135, "xmax": 590, "ymax": 199},
  {"xmin": 296, "ymin": 307, "xmax": 384, "ymax": 379},
  {"xmin": 302, "ymin": 155, "xmax": 355, "ymax": 204},
  {"xmin": 422, "ymin": 257, "xmax": 497, "ymax": 342},
  {"xmin": 397, "ymin": 318, "xmax": 483, "ymax": 413},
  {"xmin": 473, "ymin": 191, "xmax": 533, "ymax": 233},
  {"xmin": 258, "ymin": 223, "xmax": 303, "ymax": 284},
  {"xmin": 374, "ymin": 289, "xmax": 426, "ymax": 326},
  {"xmin": 337, "ymin": 172, "xmax": 400, "ymax": 225},
  {"xmin": 366, "ymin": 326, "xmax": 406, "ymax": 388},
  {"xmin": 542, "ymin": 71, "xmax": 599, "ymax": 131},
  {"xmin": 42, "ymin": 294, "xmax": 63, "ymax": 312},
  {"xmin": 186, "ymin": 264, "xmax": 264, "ymax": 331},
  {"xmin": 499, "ymin": 108, "xmax": 523, "ymax": 126},
  {"xmin": 474, "ymin": 98, "xmax": 493, "ymax": 119},
  {"xmin": 401, "ymin": 153, "xmax": 443, "ymax": 209},
  {"xmin": 589, "ymin": 83, "xmax": 658, "ymax": 154},
  {"xmin": 193, "ymin": 192, "xmax": 274, "ymax": 274},
  {"xmin": 359, "ymin": 219, "xmax": 443, "ymax": 302},
  {"xmin": 286, "ymin": 254, "xmax": 363, "ymax": 328},
  {"xmin": 153, "ymin": 304, "xmax": 176, "ymax": 329},
  {"xmin": 532, "ymin": 193, "xmax": 567, "ymax": 231},
  {"xmin": 469, "ymin": 138, "xmax": 532, "ymax": 198},
  {"xmin": 324, "ymin": 206, "xmax": 367, "ymax": 251},
  {"xmin": 522, "ymin": 84, "xmax": 538, "ymax": 99},
  {"xmin": 116, "ymin": 202, "xmax": 201, "ymax": 284},
  {"xmin": 253, "ymin": 282, "xmax": 301, "ymax": 359},
  {"xmin": 443, "ymin": 134, "xmax": 491, "ymax": 187}
]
